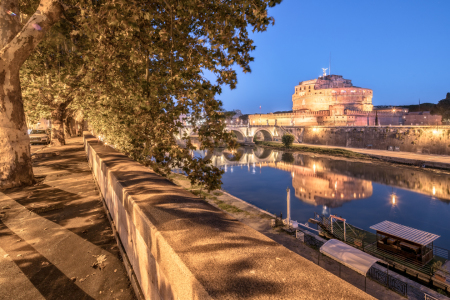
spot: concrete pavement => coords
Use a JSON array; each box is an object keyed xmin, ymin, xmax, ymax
[{"xmin": 0, "ymin": 137, "xmax": 135, "ymax": 300}]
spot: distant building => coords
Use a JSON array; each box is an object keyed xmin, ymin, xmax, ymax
[
  {"xmin": 404, "ymin": 111, "xmax": 442, "ymax": 126},
  {"xmin": 292, "ymin": 74, "xmax": 373, "ymax": 112},
  {"xmin": 247, "ymin": 72, "xmax": 444, "ymax": 126}
]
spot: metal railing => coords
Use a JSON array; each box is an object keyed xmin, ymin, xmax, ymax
[
  {"xmin": 367, "ymin": 266, "xmax": 408, "ymax": 297},
  {"xmin": 297, "ymin": 226, "xmax": 449, "ymax": 300},
  {"xmin": 313, "ymin": 213, "xmax": 450, "ymax": 278}
]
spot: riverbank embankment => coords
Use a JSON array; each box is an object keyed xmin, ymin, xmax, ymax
[
  {"xmin": 254, "ymin": 141, "xmax": 450, "ymax": 170},
  {"xmin": 169, "ymin": 172, "xmax": 449, "ymax": 300},
  {"xmin": 169, "ymin": 173, "xmax": 406, "ymax": 300}
]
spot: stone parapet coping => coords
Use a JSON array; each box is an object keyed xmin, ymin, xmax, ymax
[{"xmin": 83, "ymin": 133, "xmax": 374, "ymax": 300}]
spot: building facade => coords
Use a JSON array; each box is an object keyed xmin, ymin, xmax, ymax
[
  {"xmin": 292, "ymin": 75, "xmax": 373, "ymax": 112},
  {"xmin": 248, "ymin": 74, "xmax": 443, "ymax": 127}
]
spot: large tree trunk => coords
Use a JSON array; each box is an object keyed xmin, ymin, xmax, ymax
[
  {"xmin": 51, "ymin": 105, "xmax": 65, "ymax": 146},
  {"xmin": 0, "ymin": 67, "xmax": 34, "ymax": 189},
  {"xmin": 64, "ymin": 116, "xmax": 74, "ymax": 138},
  {"xmin": 0, "ymin": 0, "xmax": 64, "ymax": 190},
  {"xmin": 64, "ymin": 117, "xmax": 71, "ymax": 139}
]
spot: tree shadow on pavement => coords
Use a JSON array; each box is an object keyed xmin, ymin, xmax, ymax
[{"xmin": 0, "ymin": 221, "xmax": 94, "ymax": 300}]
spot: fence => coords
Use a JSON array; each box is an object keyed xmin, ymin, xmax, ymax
[
  {"xmin": 296, "ymin": 228, "xmax": 449, "ymax": 299},
  {"xmin": 367, "ymin": 266, "xmax": 408, "ymax": 296},
  {"xmin": 313, "ymin": 213, "xmax": 450, "ymax": 278}
]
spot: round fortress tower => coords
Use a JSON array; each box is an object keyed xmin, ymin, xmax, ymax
[{"xmin": 292, "ymin": 75, "xmax": 373, "ymax": 112}]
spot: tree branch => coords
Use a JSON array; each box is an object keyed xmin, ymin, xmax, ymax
[
  {"xmin": 0, "ymin": 0, "xmax": 64, "ymax": 71},
  {"xmin": 0, "ymin": 0, "xmax": 22, "ymax": 48}
]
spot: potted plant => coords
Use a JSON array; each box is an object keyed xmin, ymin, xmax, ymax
[
  {"xmin": 432, "ymin": 261, "xmax": 447, "ymax": 283},
  {"xmin": 354, "ymin": 232, "xmax": 366, "ymax": 247}
]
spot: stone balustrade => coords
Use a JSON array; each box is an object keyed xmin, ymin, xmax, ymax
[{"xmin": 83, "ymin": 133, "xmax": 373, "ymax": 300}]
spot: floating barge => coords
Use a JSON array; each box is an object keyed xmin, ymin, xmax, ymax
[
  {"xmin": 313, "ymin": 214, "xmax": 450, "ymax": 285},
  {"xmin": 370, "ymin": 221, "xmax": 438, "ymax": 266}
]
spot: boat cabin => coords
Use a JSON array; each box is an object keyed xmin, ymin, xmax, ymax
[{"xmin": 370, "ymin": 221, "xmax": 439, "ymax": 265}]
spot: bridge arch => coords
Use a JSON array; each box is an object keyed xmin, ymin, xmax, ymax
[
  {"xmin": 254, "ymin": 147, "xmax": 273, "ymax": 159},
  {"xmin": 230, "ymin": 129, "xmax": 245, "ymax": 142},
  {"xmin": 254, "ymin": 129, "xmax": 273, "ymax": 141}
]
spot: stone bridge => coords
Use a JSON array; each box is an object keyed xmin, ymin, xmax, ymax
[
  {"xmin": 177, "ymin": 125, "xmax": 303, "ymax": 143},
  {"xmin": 191, "ymin": 146, "xmax": 283, "ymax": 168}
]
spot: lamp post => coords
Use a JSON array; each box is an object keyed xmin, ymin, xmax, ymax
[{"xmin": 286, "ymin": 187, "xmax": 291, "ymax": 227}]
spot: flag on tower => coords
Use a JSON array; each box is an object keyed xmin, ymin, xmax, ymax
[{"xmin": 259, "ymin": 106, "xmax": 261, "ymax": 109}]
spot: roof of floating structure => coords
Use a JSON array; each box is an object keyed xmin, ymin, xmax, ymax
[
  {"xmin": 320, "ymin": 239, "xmax": 381, "ymax": 276},
  {"xmin": 370, "ymin": 221, "xmax": 440, "ymax": 246}
]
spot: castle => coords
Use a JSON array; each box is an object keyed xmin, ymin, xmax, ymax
[{"xmin": 249, "ymin": 73, "xmax": 414, "ymax": 126}]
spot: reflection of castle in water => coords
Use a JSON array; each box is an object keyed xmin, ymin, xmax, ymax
[
  {"xmin": 272, "ymin": 163, "xmax": 373, "ymax": 208},
  {"xmin": 192, "ymin": 144, "xmax": 450, "ymax": 205}
]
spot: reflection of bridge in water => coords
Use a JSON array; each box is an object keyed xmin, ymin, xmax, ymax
[
  {"xmin": 192, "ymin": 147, "xmax": 283, "ymax": 167},
  {"xmin": 193, "ymin": 146, "xmax": 450, "ymax": 205},
  {"xmin": 193, "ymin": 147, "xmax": 372, "ymax": 208}
]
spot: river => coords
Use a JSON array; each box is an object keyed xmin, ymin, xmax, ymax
[{"xmin": 191, "ymin": 146, "xmax": 450, "ymax": 250}]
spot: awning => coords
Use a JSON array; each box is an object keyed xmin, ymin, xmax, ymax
[
  {"xmin": 320, "ymin": 239, "xmax": 381, "ymax": 276},
  {"xmin": 370, "ymin": 220, "xmax": 439, "ymax": 246}
]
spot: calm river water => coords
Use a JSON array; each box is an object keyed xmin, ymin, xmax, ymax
[{"xmin": 193, "ymin": 146, "xmax": 450, "ymax": 250}]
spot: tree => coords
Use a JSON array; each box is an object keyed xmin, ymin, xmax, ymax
[
  {"xmin": 0, "ymin": 0, "xmax": 68, "ymax": 189},
  {"xmin": 281, "ymin": 134, "xmax": 295, "ymax": 148},
  {"xmin": 375, "ymin": 110, "xmax": 378, "ymax": 126},
  {"xmin": 281, "ymin": 152, "xmax": 294, "ymax": 164},
  {"xmin": 432, "ymin": 93, "xmax": 450, "ymax": 121},
  {"xmin": 21, "ymin": 28, "xmax": 89, "ymax": 146},
  {"xmin": 71, "ymin": 0, "xmax": 281, "ymax": 191}
]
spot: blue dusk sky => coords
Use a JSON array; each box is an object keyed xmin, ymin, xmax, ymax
[{"xmin": 210, "ymin": 0, "xmax": 450, "ymax": 115}]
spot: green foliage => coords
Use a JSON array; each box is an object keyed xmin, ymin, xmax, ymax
[
  {"xmin": 21, "ymin": 7, "xmax": 90, "ymax": 132},
  {"xmin": 399, "ymin": 93, "xmax": 450, "ymax": 120},
  {"xmin": 216, "ymin": 200, "xmax": 244, "ymax": 213},
  {"xmin": 432, "ymin": 93, "xmax": 450, "ymax": 121},
  {"xmin": 239, "ymin": 114, "xmax": 249, "ymax": 123},
  {"xmin": 437, "ymin": 289, "xmax": 448, "ymax": 296},
  {"xmin": 403, "ymin": 103, "xmax": 436, "ymax": 112},
  {"xmin": 281, "ymin": 152, "xmax": 294, "ymax": 164},
  {"xmin": 431, "ymin": 261, "xmax": 444, "ymax": 274},
  {"xmin": 23, "ymin": 0, "xmax": 280, "ymax": 191},
  {"xmin": 223, "ymin": 111, "xmax": 237, "ymax": 119},
  {"xmin": 255, "ymin": 141, "xmax": 370, "ymax": 159},
  {"xmin": 281, "ymin": 133, "xmax": 295, "ymax": 148}
]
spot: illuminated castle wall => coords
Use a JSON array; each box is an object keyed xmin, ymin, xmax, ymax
[
  {"xmin": 248, "ymin": 74, "xmax": 410, "ymax": 127},
  {"xmin": 292, "ymin": 75, "xmax": 373, "ymax": 112}
]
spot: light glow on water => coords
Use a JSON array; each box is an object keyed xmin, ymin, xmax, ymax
[{"xmin": 209, "ymin": 146, "xmax": 450, "ymax": 249}]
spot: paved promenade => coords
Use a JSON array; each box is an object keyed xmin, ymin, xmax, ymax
[
  {"xmin": 295, "ymin": 142, "xmax": 450, "ymax": 169},
  {"xmin": 0, "ymin": 137, "xmax": 135, "ymax": 300}
]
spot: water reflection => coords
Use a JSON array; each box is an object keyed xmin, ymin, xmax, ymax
[
  {"xmin": 188, "ymin": 145, "xmax": 450, "ymax": 248},
  {"xmin": 195, "ymin": 146, "xmax": 450, "ymax": 204},
  {"xmin": 273, "ymin": 162, "xmax": 372, "ymax": 208}
]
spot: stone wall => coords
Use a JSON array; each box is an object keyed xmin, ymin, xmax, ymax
[
  {"xmin": 283, "ymin": 126, "xmax": 450, "ymax": 155},
  {"xmin": 83, "ymin": 133, "xmax": 374, "ymax": 300}
]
